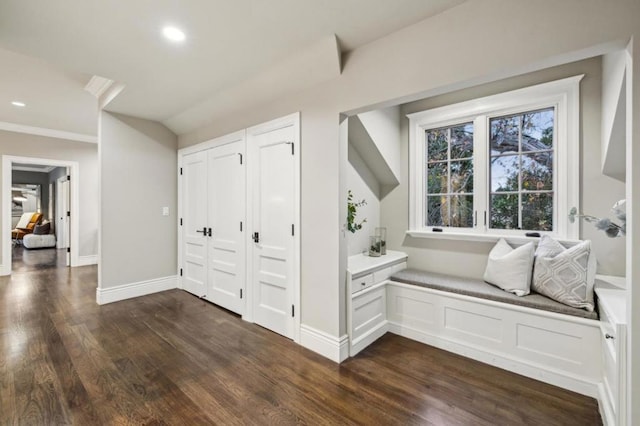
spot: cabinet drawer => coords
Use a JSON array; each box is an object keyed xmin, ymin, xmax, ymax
[
  {"xmin": 373, "ymin": 266, "xmax": 392, "ymax": 283},
  {"xmin": 599, "ymin": 303, "xmax": 615, "ymax": 334},
  {"xmin": 602, "ymin": 337, "xmax": 618, "ymax": 413},
  {"xmin": 391, "ymin": 261, "xmax": 407, "ymax": 275},
  {"xmin": 599, "ymin": 303, "xmax": 619, "ymax": 358},
  {"xmin": 351, "ymin": 273, "xmax": 373, "ymax": 294},
  {"xmin": 352, "ymin": 286, "xmax": 386, "ymax": 341}
]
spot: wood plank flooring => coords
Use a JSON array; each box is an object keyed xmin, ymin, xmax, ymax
[{"xmin": 1, "ymin": 247, "xmax": 602, "ymax": 425}]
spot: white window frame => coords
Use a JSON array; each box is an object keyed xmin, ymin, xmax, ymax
[{"xmin": 407, "ymin": 75, "xmax": 582, "ymax": 242}]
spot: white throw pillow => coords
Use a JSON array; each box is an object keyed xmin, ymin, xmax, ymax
[
  {"xmin": 484, "ymin": 239, "xmax": 535, "ymax": 296},
  {"xmin": 532, "ymin": 235, "xmax": 596, "ymax": 311}
]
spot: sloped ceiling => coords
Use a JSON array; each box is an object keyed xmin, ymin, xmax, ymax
[{"xmin": 0, "ymin": 0, "xmax": 465, "ymax": 136}]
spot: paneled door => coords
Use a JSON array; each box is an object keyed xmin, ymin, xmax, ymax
[
  {"xmin": 182, "ymin": 150, "xmax": 208, "ymax": 297},
  {"xmin": 206, "ymin": 141, "xmax": 246, "ymax": 315},
  {"xmin": 249, "ymin": 123, "xmax": 297, "ymax": 339}
]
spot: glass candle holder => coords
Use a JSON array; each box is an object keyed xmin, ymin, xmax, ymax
[
  {"xmin": 375, "ymin": 227, "xmax": 387, "ymax": 255},
  {"xmin": 369, "ymin": 236, "xmax": 382, "ymax": 257}
]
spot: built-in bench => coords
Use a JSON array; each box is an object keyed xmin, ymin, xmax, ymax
[
  {"xmin": 382, "ymin": 268, "xmax": 602, "ymax": 397},
  {"xmin": 391, "ymin": 268, "xmax": 598, "ymax": 320},
  {"xmin": 346, "ymin": 252, "xmax": 607, "ymax": 398}
]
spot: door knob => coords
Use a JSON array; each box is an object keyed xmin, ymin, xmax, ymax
[{"xmin": 196, "ymin": 227, "xmax": 207, "ymax": 235}]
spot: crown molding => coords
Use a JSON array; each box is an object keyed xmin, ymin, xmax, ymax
[
  {"xmin": 0, "ymin": 121, "xmax": 97, "ymax": 143},
  {"xmin": 12, "ymin": 165, "xmax": 56, "ymax": 173}
]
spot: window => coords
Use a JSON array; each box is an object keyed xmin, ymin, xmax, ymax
[{"xmin": 408, "ymin": 76, "xmax": 581, "ymax": 240}]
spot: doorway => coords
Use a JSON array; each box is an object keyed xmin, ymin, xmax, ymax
[{"xmin": 1, "ymin": 155, "xmax": 80, "ymax": 276}]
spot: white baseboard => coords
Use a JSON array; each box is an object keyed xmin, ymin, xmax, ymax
[
  {"xmin": 388, "ymin": 321, "xmax": 599, "ymax": 398},
  {"xmin": 300, "ymin": 324, "xmax": 349, "ymax": 363},
  {"xmin": 0, "ymin": 263, "xmax": 8, "ymax": 276},
  {"xmin": 96, "ymin": 275, "xmax": 177, "ymax": 305},
  {"xmin": 76, "ymin": 255, "xmax": 98, "ymax": 266}
]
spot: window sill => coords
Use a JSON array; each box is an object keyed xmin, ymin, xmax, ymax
[{"xmin": 405, "ymin": 230, "xmax": 580, "ymax": 245}]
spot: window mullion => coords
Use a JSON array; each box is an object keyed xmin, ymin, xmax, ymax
[
  {"xmin": 517, "ymin": 115, "xmax": 523, "ymax": 230},
  {"xmin": 446, "ymin": 127, "xmax": 451, "ymax": 226},
  {"xmin": 473, "ymin": 116, "xmax": 487, "ymax": 232}
]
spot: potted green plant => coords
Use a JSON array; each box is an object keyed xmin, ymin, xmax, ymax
[{"xmin": 347, "ymin": 190, "xmax": 366, "ymax": 233}]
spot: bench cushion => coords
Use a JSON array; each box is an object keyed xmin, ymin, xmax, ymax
[{"xmin": 390, "ymin": 268, "xmax": 598, "ymax": 320}]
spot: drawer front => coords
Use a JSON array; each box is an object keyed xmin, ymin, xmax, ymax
[
  {"xmin": 602, "ymin": 338, "xmax": 618, "ymax": 413},
  {"xmin": 599, "ymin": 303, "xmax": 619, "ymax": 357},
  {"xmin": 351, "ymin": 273, "xmax": 373, "ymax": 294},
  {"xmin": 599, "ymin": 303, "xmax": 615, "ymax": 336},
  {"xmin": 391, "ymin": 261, "xmax": 407, "ymax": 275},
  {"xmin": 373, "ymin": 266, "xmax": 392, "ymax": 284},
  {"xmin": 352, "ymin": 286, "xmax": 386, "ymax": 340}
]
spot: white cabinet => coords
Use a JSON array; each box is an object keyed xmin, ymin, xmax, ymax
[
  {"xmin": 595, "ymin": 278, "xmax": 627, "ymax": 426},
  {"xmin": 347, "ymin": 250, "xmax": 407, "ymax": 356}
]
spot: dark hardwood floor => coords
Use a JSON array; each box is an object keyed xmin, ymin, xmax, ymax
[{"xmin": 1, "ymin": 247, "xmax": 602, "ymax": 425}]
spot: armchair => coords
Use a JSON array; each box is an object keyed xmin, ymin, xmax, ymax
[{"xmin": 11, "ymin": 212, "xmax": 43, "ymax": 241}]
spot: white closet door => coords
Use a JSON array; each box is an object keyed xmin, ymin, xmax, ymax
[
  {"xmin": 182, "ymin": 151, "xmax": 208, "ymax": 297},
  {"xmin": 207, "ymin": 141, "xmax": 246, "ymax": 315},
  {"xmin": 250, "ymin": 125, "xmax": 296, "ymax": 339}
]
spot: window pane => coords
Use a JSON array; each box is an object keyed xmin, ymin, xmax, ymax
[
  {"xmin": 490, "ymin": 115, "xmax": 519, "ymax": 155},
  {"xmin": 522, "ymin": 152, "xmax": 553, "ymax": 191},
  {"xmin": 427, "ymin": 128, "xmax": 448, "ymax": 162},
  {"xmin": 491, "ymin": 155, "xmax": 519, "ymax": 192},
  {"xmin": 490, "ymin": 194, "xmax": 519, "ymax": 229},
  {"xmin": 427, "ymin": 162, "xmax": 448, "ymax": 194},
  {"xmin": 522, "ymin": 108, "xmax": 554, "ymax": 150},
  {"xmin": 451, "ymin": 123, "xmax": 473, "ymax": 159},
  {"xmin": 450, "ymin": 160, "xmax": 473, "ymax": 193},
  {"xmin": 522, "ymin": 193, "xmax": 553, "ymax": 231},
  {"xmin": 427, "ymin": 196, "xmax": 447, "ymax": 226},
  {"xmin": 450, "ymin": 195, "xmax": 473, "ymax": 227},
  {"xmin": 425, "ymin": 122, "xmax": 474, "ymax": 229}
]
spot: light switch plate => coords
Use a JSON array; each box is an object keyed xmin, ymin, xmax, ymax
[{"xmin": 162, "ymin": 207, "xmax": 169, "ymax": 216}]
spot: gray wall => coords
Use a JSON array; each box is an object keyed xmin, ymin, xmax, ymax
[
  {"xmin": 99, "ymin": 112, "xmax": 177, "ymax": 288},
  {"xmin": 0, "ymin": 130, "xmax": 98, "ymax": 264},
  {"xmin": 100, "ymin": 1, "xmax": 639, "ymax": 418},
  {"xmin": 11, "ymin": 170, "xmax": 51, "ymax": 223},
  {"xmin": 384, "ymin": 56, "xmax": 626, "ymax": 278},
  {"xmin": 175, "ymin": 1, "xmax": 640, "ymax": 343}
]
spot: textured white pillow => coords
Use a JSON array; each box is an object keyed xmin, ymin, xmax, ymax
[
  {"xmin": 484, "ymin": 239, "xmax": 535, "ymax": 296},
  {"xmin": 532, "ymin": 235, "xmax": 596, "ymax": 311}
]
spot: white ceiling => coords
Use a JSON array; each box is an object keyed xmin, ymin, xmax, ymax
[{"xmin": 0, "ymin": 0, "xmax": 464, "ymax": 136}]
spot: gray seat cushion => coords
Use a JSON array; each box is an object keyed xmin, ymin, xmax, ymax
[{"xmin": 390, "ymin": 268, "xmax": 598, "ymax": 320}]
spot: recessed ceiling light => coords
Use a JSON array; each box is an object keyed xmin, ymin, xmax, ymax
[
  {"xmin": 162, "ymin": 26, "xmax": 186, "ymax": 42},
  {"xmin": 11, "ymin": 101, "xmax": 26, "ymax": 107}
]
